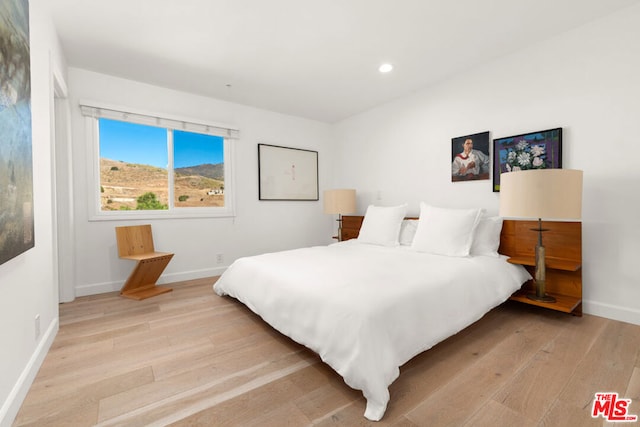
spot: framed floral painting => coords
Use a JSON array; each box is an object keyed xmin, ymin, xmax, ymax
[{"xmin": 492, "ymin": 128, "xmax": 562, "ymax": 192}]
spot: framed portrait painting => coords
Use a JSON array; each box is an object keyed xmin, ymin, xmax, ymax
[
  {"xmin": 492, "ymin": 128, "xmax": 562, "ymax": 192},
  {"xmin": 258, "ymin": 143, "xmax": 319, "ymax": 201},
  {"xmin": 451, "ymin": 131, "xmax": 490, "ymax": 182}
]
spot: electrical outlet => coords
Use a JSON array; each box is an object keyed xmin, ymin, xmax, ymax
[
  {"xmin": 35, "ymin": 314, "xmax": 40, "ymax": 339},
  {"xmin": 216, "ymin": 253, "xmax": 224, "ymax": 265}
]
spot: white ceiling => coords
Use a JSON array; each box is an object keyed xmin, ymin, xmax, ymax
[{"xmin": 46, "ymin": 0, "xmax": 639, "ymax": 123}]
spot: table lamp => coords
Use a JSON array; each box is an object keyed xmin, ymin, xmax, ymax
[
  {"xmin": 499, "ymin": 169, "xmax": 583, "ymax": 302},
  {"xmin": 323, "ymin": 189, "xmax": 356, "ymax": 241}
]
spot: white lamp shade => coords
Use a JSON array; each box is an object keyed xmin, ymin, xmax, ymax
[
  {"xmin": 323, "ymin": 189, "xmax": 356, "ymax": 215},
  {"xmin": 499, "ymin": 169, "xmax": 583, "ymax": 220}
]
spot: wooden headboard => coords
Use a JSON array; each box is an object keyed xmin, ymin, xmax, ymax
[
  {"xmin": 342, "ymin": 216, "xmax": 580, "ymax": 260},
  {"xmin": 341, "ymin": 215, "xmax": 582, "ymax": 315}
]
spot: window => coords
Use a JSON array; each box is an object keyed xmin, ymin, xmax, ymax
[
  {"xmin": 172, "ymin": 130, "xmax": 225, "ymax": 208},
  {"xmin": 81, "ymin": 102, "xmax": 238, "ymax": 220}
]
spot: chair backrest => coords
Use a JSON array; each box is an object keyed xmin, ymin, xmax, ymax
[{"xmin": 115, "ymin": 224, "xmax": 156, "ymax": 257}]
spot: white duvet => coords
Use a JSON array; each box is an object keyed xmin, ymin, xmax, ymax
[{"xmin": 213, "ymin": 240, "xmax": 531, "ymax": 421}]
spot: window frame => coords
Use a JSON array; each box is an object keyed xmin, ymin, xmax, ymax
[{"xmin": 82, "ymin": 101, "xmax": 238, "ymax": 221}]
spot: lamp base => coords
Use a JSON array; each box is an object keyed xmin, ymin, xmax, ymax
[
  {"xmin": 526, "ymin": 293, "xmax": 556, "ymax": 303},
  {"xmin": 530, "ymin": 236, "xmax": 555, "ymax": 303}
]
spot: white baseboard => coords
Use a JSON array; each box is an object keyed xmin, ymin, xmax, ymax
[
  {"xmin": 74, "ymin": 267, "xmax": 227, "ymax": 297},
  {"xmin": 0, "ymin": 318, "xmax": 58, "ymax": 427},
  {"xmin": 583, "ymin": 299, "xmax": 640, "ymax": 326}
]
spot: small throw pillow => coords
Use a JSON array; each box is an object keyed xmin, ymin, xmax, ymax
[
  {"xmin": 357, "ymin": 204, "xmax": 408, "ymax": 246},
  {"xmin": 470, "ymin": 216, "xmax": 504, "ymax": 257},
  {"xmin": 411, "ymin": 203, "xmax": 482, "ymax": 256},
  {"xmin": 399, "ymin": 219, "xmax": 419, "ymax": 246}
]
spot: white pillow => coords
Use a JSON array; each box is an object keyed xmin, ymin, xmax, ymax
[
  {"xmin": 470, "ymin": 216, "xmax": 504, "ymax": 257},
  {"xmin": 411, "ymin": 203, "xmax": 482, "ymax": 256},
  {"xmin": 399, "ymin": 219, "xmax": 419, "ymax": 246},
  {"xmin": 357, "ymin": 204, "xmax": 408, "ymax": 246}
]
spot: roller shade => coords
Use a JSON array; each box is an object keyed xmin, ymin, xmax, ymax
[{"xmin": 80, "ymin": 102, "xmax": 239, "ymax": 139}]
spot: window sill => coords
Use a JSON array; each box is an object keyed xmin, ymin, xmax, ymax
[{"xmin": 88, "ymin": 209, "xmax": 235, "ymax": 221}]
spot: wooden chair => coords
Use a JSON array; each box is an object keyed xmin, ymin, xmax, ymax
[{"xmin": 115, "ymin": 224, "xmax": 174, "ymax": 300}]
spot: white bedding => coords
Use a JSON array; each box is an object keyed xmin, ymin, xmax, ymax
[{"xmin": 213, "ymin": 240, "xmax": 531, "ymax": 421}]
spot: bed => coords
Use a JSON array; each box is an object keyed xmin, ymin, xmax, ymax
[{"xmin": 213, "ymin": 203, "xmax": 532, "ymax": 421}]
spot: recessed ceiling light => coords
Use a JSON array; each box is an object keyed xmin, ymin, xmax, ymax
[{"xmin": 379, "ymin": 63, "xmax": 393, "ymax": 73}]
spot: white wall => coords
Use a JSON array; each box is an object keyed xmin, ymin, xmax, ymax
[
  {"xmin": 4, "ymin": 3, "xmax": 639, "ymax": 425},
  {"xmin": 66, "ymin": 68, "xmax": 335, "ymax": 297},
  {"xmin": 0, "ymin": 2, "xmax": 67, "ymax": 425},
  {"xmin": 333, "ymin": 4, "xmax": 640, "ymax": 325}
]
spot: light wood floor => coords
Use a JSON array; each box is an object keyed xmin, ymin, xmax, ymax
[{"xmin": 14, "ymin": 277, "xmax": 640, "ymax": 427}]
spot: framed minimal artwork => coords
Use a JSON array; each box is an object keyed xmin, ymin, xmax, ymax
[
  {"xmin": 492, "ymin": 128, "xmax": 562, "ymax": 192},
  {"xmin": 258, "ymin": 143, "xmax": 319, "ymax": 200},
  {"xmin": 451, "ymin": 131, "xmax": 490, "ymax": 182},
  {"xmin": 0, "ymin": 0, "xmax": 34, "ymax": 266}
]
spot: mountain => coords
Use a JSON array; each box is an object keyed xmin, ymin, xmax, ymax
[
  {"xmin": 175, "ymin": 163, "xmax": 224, "ymax": 180},
  {"xmin": 99, "ymin": 158, "xmax": 225, "ymax": 210}
]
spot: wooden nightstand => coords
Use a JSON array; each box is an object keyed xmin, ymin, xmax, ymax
[
  {"xmin": 340, "ymin": 216, "xmax": 363, "ymax": 241},
  {"xmin": 500, "ymin": 220, "xmax": 582, "ymax": 316},
  {"xmin": 507, "ymin": 256, "xmax": 582, "ymax": 315}
]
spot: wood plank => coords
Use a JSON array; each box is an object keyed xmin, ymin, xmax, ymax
[
  {"xmin": 509, "ymin": 221, "xmax": 581, "ymax": 262},
  {"xmin": 509, "ymin": 289, "xmax": 581, "ymax": 314},
  {"xmin": 14, "ymin": 278, "xmax": 640, "ymax": 427},
  {"xmin": 101, "ymin": 356, "xmax": 317, "ymax": 426},
  {"xmin": 121, "ymin": 251, "xmax": 173, "ymax": 261},
  {"xmin": 313, "ymin": 305, "xmax": 535, "ymax": 426},
  {"xmin": 463, "ymin": 400, "xmax": 536, "ymax": 427},
  {"xmin": 557, "ymin": 320, "xmax": 640, "ymax": 406},
  {"xmin": 610, "ymin": 367, "xmax": 640, "ymax": 427},
  {"xmin": 507, "ymin": 256, "xmax": 581, "ymax": 271},
  {"xmin": 539, "ymin": 400, "xmax": 601, "ymax": 427},
  {"xmin": 119, "ymin": 255, "xmax": 174, "ymax": 299},
  {"xmin": 14, "ymin": 367, "xmax": 154, "ymax": 426},
  {"xmin": 492, "ymin": 313, "xmax": 608, "ymax": 423},
  {"xmin": 120, "ymin": 284, "xmax": 173, "ymax": 300},
  {"xmin": 405, "ymin": 311, "xmax": 561, "ymax": 426},
  {"xmin": 546, "ymin": 320, "xmax": 640, "ymax": 425}
]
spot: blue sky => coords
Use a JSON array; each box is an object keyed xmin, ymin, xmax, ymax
[
  {"xmin": 174, "ymin": 130, "xmax": 223, "ymax": 168},
  {"xmin": 99, "ymin": 118, "xmax": 223, "ymax": 168}
]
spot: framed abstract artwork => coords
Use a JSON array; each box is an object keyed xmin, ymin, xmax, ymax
[
  {"xmin": 0, "ymin": 0, "xmax": 34, "ymax": 266},
  {"xmin": 492, "ymin": 128, "xmax": 562, "ymax": 192},
  {"xmin": 451, "ymin": 131, "xmax": 490, "ymax": 182},
  {"xmin": 258, "ymin": 143, "xmax": 319, "ymax": 200}
]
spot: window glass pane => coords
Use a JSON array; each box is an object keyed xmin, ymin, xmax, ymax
[
  {"xmin": 173, "ymin": 130, "xmax": 225, "ymax": 208},
  {"xmin": 99, "ymin": 118, "xmax": 168, "ymax": 211}
]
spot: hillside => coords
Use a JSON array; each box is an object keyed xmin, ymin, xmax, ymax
[
  {"xmin": 100, "ymin": 158, "xmax": 224, "ymax": 210},
  {"xmin": 175, "ymin": 163, "xmax": 224, "ymax": 180}
]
